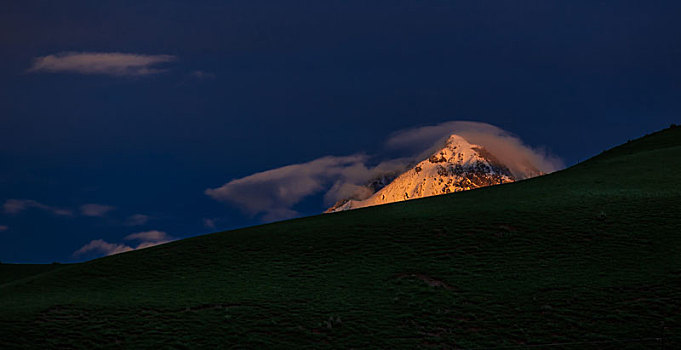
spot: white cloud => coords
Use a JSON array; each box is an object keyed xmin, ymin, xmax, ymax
[
  {"xmin": 0, "ymin": 225, "xmax": 8, "ymax": 232},
  {"xmin": 28, "ymin": 52, "xmax": 176, "ymax": 76},
  {"xmin": 73, "ymin": 239, "xmax": 133, "ymax": 256},
  {"xmin": 124, "ymin": 230, "xmax": 170, "ymax": 242},
  {"xmin": 74, "ymin": 230, "xmax": 174, "ymax": 257},
  {"xmin": 205, "ymin": 155, "xmax": 408, "ymax": 221},
  {"xmin": 124, "ymin": 214, "xmax": 150, "ymax": 226},
  {"xmin": 3, "ymin": 199, "xmax": 72, "ymax": 216},
  {"xmin": 80, "ymin": 203, "xmax": 116, "ymax": 217},
  {"xmin": 385, "ymin": 121, "xmax": 564, "ymax": 179}
]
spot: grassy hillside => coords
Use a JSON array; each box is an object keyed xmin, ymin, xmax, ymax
[
  {"xmin": 1, "ymin": 126, "xmax": 680, "ymax": 349},
  {"xmin": 0, "ymin": 264, "xmax": 63, "ymax": 286}
]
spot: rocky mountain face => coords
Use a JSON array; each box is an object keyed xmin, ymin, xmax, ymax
[{"xmin": 327, "ymin": 134, "xmax": 520, "ymax": 212}]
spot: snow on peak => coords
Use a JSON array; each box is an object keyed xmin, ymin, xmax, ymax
[
  {"xmin": 327, "ymin": 133, "xmax": 516, "ymax": 212},
  {"xmin": 444, "ymin": 134, "xmax": 469, "ymax": 147}
]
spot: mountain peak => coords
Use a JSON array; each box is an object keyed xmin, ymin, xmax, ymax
[
  {"xmin": 445, "ymin": 133, "xmax": 470, "ymax": 147},
  {"xmin": 328, "ymin": 133, "xmax": 517, "ymax": 212}
]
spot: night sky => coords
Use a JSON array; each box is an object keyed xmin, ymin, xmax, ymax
[{"xmin": 1, "ymin": 1, "xmax": 680, "ymax": 263}]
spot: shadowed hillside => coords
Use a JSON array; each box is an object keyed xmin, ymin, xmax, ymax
[{"xmin": 1, "ymin": 126, "xmax": 680, "ymax": 349}]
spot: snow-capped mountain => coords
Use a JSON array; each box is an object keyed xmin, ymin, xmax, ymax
[{"xmin": 327, "ymin": 134, "xmax": 519, "ymax": 212}]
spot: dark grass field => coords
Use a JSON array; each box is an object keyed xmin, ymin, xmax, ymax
[{"xmin": 1, "ymin": 126, "xmax": 680, "ymax": 349}]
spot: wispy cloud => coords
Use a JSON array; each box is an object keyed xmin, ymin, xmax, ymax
[
  {"xmin": 28, "ymin": 52, "xmax": 176, "ymax": 76},
  {"xmin": 73, "ymin": 239, "xmax": 133, "ymax": 256},
  {"xmin": 206, "ymin": 121, "xmax": 563, "ymax": 221},
  {"xmin": 124, "ymin": 214, "xmax": 150, "ymax": 226},
  {"xmin": 190, "ymin": 70, "xmax": 215, "ymax": 79},
  {"xmin": 80, "ymin": 203, "xmax": 116, "ymax": 217},
  {"xmin": 0, "ymin": 225, "xmax": 8, "ymax": 232},
  {"xmin": 74, "ymin": 230, "xmax": 173, "ymax": 257},
  {"xmin": 124, "ymin": 230, "xmax": 170, "ymax": 242},
  {"xmin": 203, "ymin": 218, "xmax": 216, "ymax": 229},
  {"xmin": 385, "ymin": 121, "xmax": 564, "ymax": 179},
  {"xmin": 205, "ymin": 156, "xmax": 407, "ymax": 221},
  {"xmin": 3, "ymin": 199, "xmax": 72, "ymax": 216}
]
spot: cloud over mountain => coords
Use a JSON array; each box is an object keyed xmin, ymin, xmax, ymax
[
  {"xmin": 206, "ymin": 121, "xmax": 563, "ymax": 221},
  {"xmin": 385, "ymin": 121, "xmax": 564, "ymax": 179}
]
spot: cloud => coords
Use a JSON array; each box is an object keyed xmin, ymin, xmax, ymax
[
  {"xmin": 73, "ymin": 239, "xmax": 133, "ymax": 256},
  {"xmin": 205, "ymin": 156, "xmax": 408, "ymax": 220},
  {"xmin": 190, "ymin": 70, "xmax": 215, "ymax": 79},
  {"xmin": 28, "ymin": 52, "xmax": 176, "ymax": 76},
  {"xmin": 74, "ymin": 230, "xmax": 173, "ymax": 257},
  {"xmin": 206, "ymin": 121, "xmax": 563, "ymax": 221},
  {"xmin": 124, "ymin": 214, "xmax": 150, "ymax": 226},
  {"xmin": 124, "ymin": 230, "xmax": 170, "ymax": 242},
  {"xmin": 0, "ymin": 225, "xmax": 8, "ymax": 232},
  {"xmin": 80, "ymin": 204, "xmax": 116, "ymax": 217},
  {"xmin": 203, "ymin": 218, "xmax": 216, "ymax": 229},
  {"xmin": 385, "ymin": 121, "xmax": 564, "ymax": 179},
  {"xmin": 3, "ymin": 199, "xmax": 73, "ymax": 216}
]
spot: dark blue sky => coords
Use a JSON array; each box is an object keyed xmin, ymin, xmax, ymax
[{"xmin": 1, "ymin": 0, "xmax": 680, "ymax": 263}]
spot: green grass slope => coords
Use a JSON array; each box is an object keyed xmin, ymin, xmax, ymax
[
  {"xmin": 0, "ymin": 264, "xmax": 64, "ymax": 286},
  {"xmin": 1, "ymin": 126, "xmax": 680, "ymax": 349}
]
